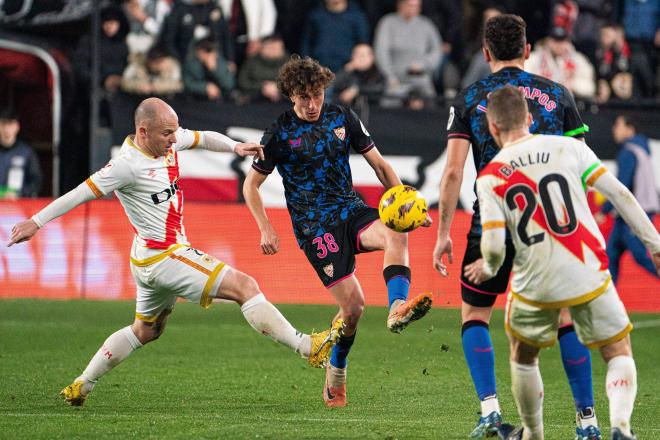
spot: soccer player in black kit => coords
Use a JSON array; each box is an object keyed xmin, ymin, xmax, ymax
[
  {"xmin": 431, "ymin": 15, "xmax": 601, "ymax": 440},
  {"xmin": 244, "ymin": 55, "xmax": 432, "ymax": 408}
]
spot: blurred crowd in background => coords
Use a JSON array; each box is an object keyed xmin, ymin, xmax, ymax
[{"xmin": 78, "ymin": 0, "xmax": 660, "ymax": 111}]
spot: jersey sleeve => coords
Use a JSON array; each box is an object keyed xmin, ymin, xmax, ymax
[
  {"xmin": 251, "ymin": 124, "xmax": 277, "ymax": 175},
  {"xmin": 173, "ymin": 127, "xmax": 201, "ymax": 151},
  {"xmin": 561, "ymin": 87, "xmax": 588, "ymax": 138},
  {"xmin": 447, "ymin": 90, "xmax": 472, "ymax": 141},
  {"xmin": 476, "ymin": 175, "xmax": 507, "ymax": 232},
  {"xmin": 345, "ymin": 107, "xmax": 375, "ymax": 154},
  {"xmin": 87, "ymin": 156, "xmax": 136, "ymax": 196},
  {"xmin": 575, "ymin": 141, "xmax": 607, "ymax": 189}
]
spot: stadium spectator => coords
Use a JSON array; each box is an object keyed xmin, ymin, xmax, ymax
[
  {"xmin": 374, "ymin": 0, "xmax": 442, "ymax": 108},
  {"xmin": 183, "ymin": 37, "xmax": 235, "ymax": 101},
  {"xmin": 433, "ymin": 14, "xmax": 600, "ymax": 439},
  {"xmin": 526, "ymin": 26, "xmax": 596, "ymax": 99},
  {"xmin": 461, "ymin": 6, "xmax": 503, "ymax": 88},
  {"xmin": 8, "ymin": 97, "xmax": 343, "ymax": 407},
  {"xmin": 122, "ymin": 0, "xmax": 171, "ymax": 54},
  {"xmin": 597, "ymin": 115, "xmax": 660, "ymax": 283},
  {"xmin": 572, "ymin": 0, "xmax": 615, "ymax": 64},
  {"xmin": 217, "ymin": 0, "xmax": 277, "ymax": 69},
  {"xmin": 243, "ymin": 55, "xmax": 432, "ymax": 408},
  {"xmin": 121, "ymin": 47, "xmax": 184, "ymax": 96},
  {"xmin": 272, "ymin": 0, "xmax": 318, "ymax": 55},
  {"xmin": 331, "ymin": 43, "xmax": 385, "ymax": 110},
  {"xmin": 75, "ymin": 6, "xmax": 130, "ymax": 95},
  {"xmin": 300, "ymin": 0, "xmax": 370, "ymax": 73},
  {"xmin": 595, "ymin": 23, "xmax": 634, "ymax": 102},
  {"xmin": 160, "ymin": 0, "xmax": 234, "ymax": 66},
  {"xmin": 237, "ymin": 35, "xmax": 287, "ymax": 103},
  {"xmin": 0, "ymin": 108, "xmax": 42, "ymax": 199},
  {"xmin": 617, "ymin": 0, "xmax": 659, "ymax": 98},
  {"xmin": 466, "ymin": 85, "xmax": 660, "ymax": 440}
]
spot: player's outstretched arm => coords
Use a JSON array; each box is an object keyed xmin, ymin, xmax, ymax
[
  {"xmin": 591, "ymin": 170, "xmax": 660, "ymax": 273},
  {"xmin": 362, "ymin": 147, "xmax": 402, "ymax": 189},
  {"xmin": 243, "ymin": 169, "xmax": 279, "ymax": 255},
  {"xmin": 7, "ymin": 181, "xmax": 98, "ymax": 247},
  {"xmin": 433, "ymin": 138, "xmax": 470, "ymax": 275},
  {"xmin": 196, "ymin": 131, "xmax": 265, "ymax": 160}
]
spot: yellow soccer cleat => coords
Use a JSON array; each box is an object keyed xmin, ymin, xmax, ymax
[
  {"xmin": 60, "ymin": 380, "xmax": 88, "ymax": 407},
  {"xmin": 387, "ymin": 292, "xmax": 433, "ymax": 333},
  {"xmin": 308, "ymin": 319, "xmax": 345, "ymax": 368}
]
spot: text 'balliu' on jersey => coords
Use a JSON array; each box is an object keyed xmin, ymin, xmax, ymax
[
  {"xmin": 447, "ymin": 67, "xmax": 588, "ymax": 237},
  {"xmin": 253, "ymin": 103, "xmax": 375, "ymax": 246},
  {"xmin": 86, "ymin": 128, "xmax": 200, "ymax": 262},
  {"xmin": 477, "ymin": 134, "xmax": 610, "ymax": 307}
]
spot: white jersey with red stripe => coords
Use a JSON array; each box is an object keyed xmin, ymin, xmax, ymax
[
  {"xmin": 86, "ymin": 128, "xmax": 201, "ymax": 262},
  {"xmin": 476, "ymin": 134, "xmax": 611, "ymax": 307}
]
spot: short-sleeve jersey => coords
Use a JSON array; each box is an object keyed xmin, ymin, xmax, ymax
[
  {"xmin": 86, "ymin": 127, "xmax": 201, "ymax": 262},
  {"xmin": 476, "ymin": 134, "xmax": 610, "ymax": 307},
  {"xmin": 252, "ymin": 103, "xmax": 374, "ymax": 246},
  {"xmin": 448, "ymin": 67, "xmax": 587, "ymax": 236}
]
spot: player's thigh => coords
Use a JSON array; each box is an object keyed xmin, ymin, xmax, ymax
[
  {"xmin": 505, "ymin": 293, "xmax": 561, "ymax": 349},
  {"xmin": 302, "ymin": 222, "xmax": 357, "ymax": 288},
  {"xmin": 214, "ymin": 266, "xmax": 261, "ymax": 305},
  {"xmin": 348, "ymin": 207, "xmax": 385, "ymax": 252},
  {"xmin": 150, "ymin": 246, "xmax": 230, "ymax": 309},
  {"xmin": 131, "ymin": 262, "xmax": 178, "ymax": 325},
  {"xmin": 569, "ymin": 283, "xmax": 632, "ymax": 350}
]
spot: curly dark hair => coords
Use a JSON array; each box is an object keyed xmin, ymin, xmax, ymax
[
  {"xmin": 277, "ymin": 55, "xmax": 335, "ymax": 97},
  {"xmin": 484, "ymin": 14, "xmax": 527, "ymax": 61}
]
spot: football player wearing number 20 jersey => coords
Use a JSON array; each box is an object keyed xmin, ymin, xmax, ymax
[{"xmin": 465, "ymin": 85, "xmax": 660, "ymax": 440}]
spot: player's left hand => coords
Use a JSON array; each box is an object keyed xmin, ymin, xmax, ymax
[
  {"xmin": 463, "ymin": 258, "xmax": 493, "ymax": 284},
  {"xmin": 235, "ymin": 143, "xmax": 265, "ymax": 161},
  {"xmin": 7, "ymin": 219, "xmax": 39, "ymax": 247}
]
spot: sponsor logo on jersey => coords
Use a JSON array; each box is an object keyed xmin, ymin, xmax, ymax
[
  {"xmin": 148, "ymin": 169, "xmax": 157, "ymax": 179},
  {"xmin": 289, "ymin": 138, "xmax": 302, "ymax": 148},
  {"xmin": 151, "ymin": 178, "xmax": 180, "ymax": 205},
  {"xmin": 323, "ymin": 263, "xmax": 334, "ymax": 278},
  {"xmin": 333, "ymin": 126, "xmax": 346, "ymax": 141}
]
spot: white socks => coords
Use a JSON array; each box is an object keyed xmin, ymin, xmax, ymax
[
  {"xmin": 77, "ymin": 326, "xmax": 143, "ymax": 395},
  {"xmin": 326, "ymin": 364, "xmax": 347, "ymax": 387},
  {"xmin": 481, "ymin": 395, "xmax": 501, "ymax": 418},
  {"xmin": 511, "ymin": 361, "xmax": 544, "ymax": 440},
  {"xmin": 240, "ymin": 293, "xmax": 310, "ymax": 356},
  {"xmin": 606, "ymin": 355, "xmax": 637, "ymax": 437}
]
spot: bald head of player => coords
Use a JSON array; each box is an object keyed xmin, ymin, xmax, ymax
[
  {"xmin": 482, "ymin": 14, "xmax": 531, "ymax": 71},
  {"xmin": 486, "ymin": 85, "xmax": 533, "ymax": 148},
  {"xmin": 134, "ymin": 97, "xmax": 179, "ymax": 157}
]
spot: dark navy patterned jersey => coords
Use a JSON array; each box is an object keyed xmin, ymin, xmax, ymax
[
  {"xmin": 253, "ymin": 103, "xmax": 375, "ymax": 246},
  {"xmin": 447, "ymin": 66, "xmax": 588, "ymax": 237}
]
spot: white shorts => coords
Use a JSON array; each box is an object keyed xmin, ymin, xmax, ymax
[
  {"xmin": 130, "ymin": 245, "xmax": 230, "ymax": 323},
  {"xmin": 505, "ymin": 282, "xmax": 632, "ymax": 349}
]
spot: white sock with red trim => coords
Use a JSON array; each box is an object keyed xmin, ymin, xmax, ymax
[
  {"xmin": 511, "ymin": 360, "xmax": 545, "ymax": 440},
  {"xmin": 76, "ymin": 326, "xmax": 142, "ymax": 395},
  {"xmin": 241, "ymin": 293, "xmax": 310, "ymax": 356},
  {"xmin": 606, "ymin": 355, "xmax": 637, "ymax": 436}
]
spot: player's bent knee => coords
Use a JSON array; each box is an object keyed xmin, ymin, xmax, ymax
[
  {"xmin": 385, "ymin": 229, "xmax": 408, "ymax": 249},
  {"xmin": 509, "ymin": 337, "xmax": 539, "ymax": 364},
  {"xmin": 222, "ymin": 269, "xmax": 261, "ymax": 304},
  {"xmin": 600, "ymin": 335, "xmax": 632, "ymax": 362},
  {"xmin": 461, "ymin": 302, "xmax": 493, "ymax": 324}
]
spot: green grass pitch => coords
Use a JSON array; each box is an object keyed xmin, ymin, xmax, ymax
[{"xmin": 1, "ymin": 299, "xmax": 659, "ymax": 439}]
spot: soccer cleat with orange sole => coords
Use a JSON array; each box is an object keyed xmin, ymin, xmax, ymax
[
  {"xmin": 323, "ymin": 365, "xmax": 347, "ymax": 408},
  {"xmin": 60, "ymin": 380, "xmax": 88, "ymax": 406},
  {"xmin": 387, "ymin": 292, "xmax": 433, "ymax": 333}
]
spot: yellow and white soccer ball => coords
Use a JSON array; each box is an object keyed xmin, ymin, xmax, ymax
[{"xmin": 378, "ymin": 184, "xmax": 428, "ymax": 232}]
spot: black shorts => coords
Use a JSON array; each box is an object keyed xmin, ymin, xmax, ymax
[
  {"xmin": 301, "ymin": 207, "xmax": 380, "ymax": 287},
  {"xmin": 460, "ymin": 233, "xmax": 516, "ymax": 307}
]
